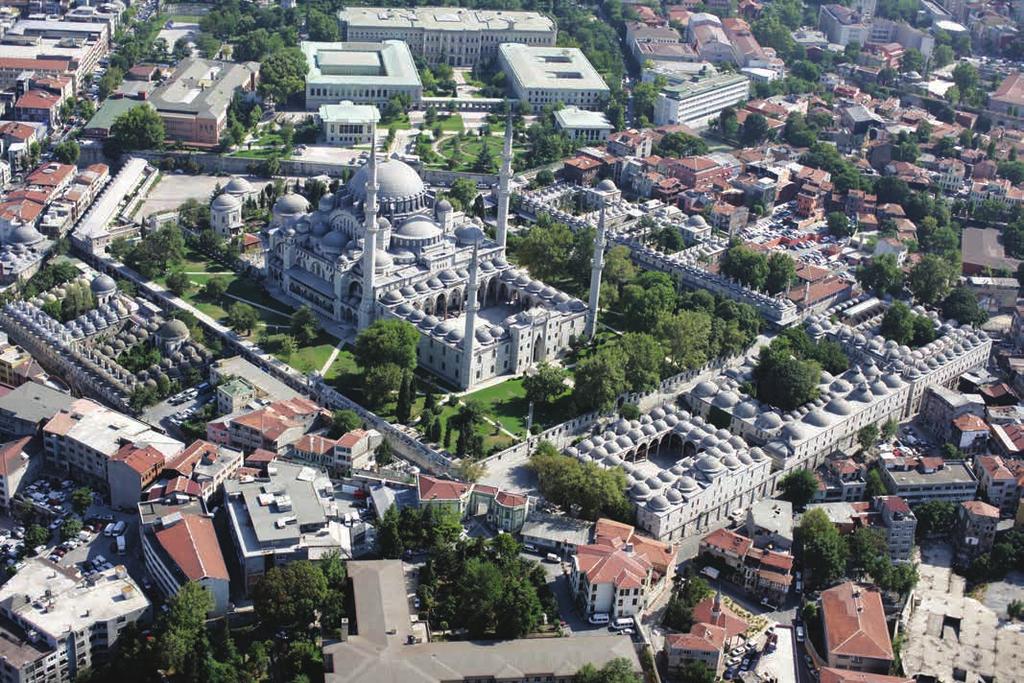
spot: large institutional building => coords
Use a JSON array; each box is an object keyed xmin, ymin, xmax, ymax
[
  {"xmin": 337, "ymin": 7, "xmax": 557, "ymax": 66},
  {"xmin": 302, "ymin": 40, "xmax": 422, "ymax": 110},
  {"xmin": 264, "ymin": 122, "xmax": 607, "ymax": 389},
  {"xmin": 498, "ymin": 44, "xmax": 610, "ymax": 111},
  {"xmin": 653, "ymin": 73, "xmax": 750, "ymax": 128}
]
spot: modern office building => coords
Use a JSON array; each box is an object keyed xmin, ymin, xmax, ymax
[
  {"xmin": 554, "ymin": 106, "xmax": 615, "ymax": 142},
  {"xmin": 0, "ymin": 559, "xmax": 150, "ymax": 683},
  {"xmin": 878, "ymin": 455, "xmax": 977, "ymax": 505},
  {"xmin": 653, "ymin": 73, "xmax": 750, "ymax": 127},
  {"xmin": 338, "ymin": 7, "xmax": 556, "ymax": 66},
  {"xmin": 498, "ymin": 43, "xmax": 610, "ymax": 111},
  {"xmin": 149, "ymin": 58, "xmax": 260, "ymax": 147},
  {"xmin": 303, "ymin": 41, "xmax": 422, "ymax": 110}
]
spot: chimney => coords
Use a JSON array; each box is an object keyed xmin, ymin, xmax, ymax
[{"xmin": 339, "ymin": 617, "xmax": 348, "ymax": 642}]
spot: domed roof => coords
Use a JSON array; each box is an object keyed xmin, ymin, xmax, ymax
[
  {"xmin": 756, "ymin": 412, "xmax": 782, "ymax": 430},
  {"xmin": 90, "ymin": 274, "xmax": 116, "ymax": 295},
  {"xmin": 825, "ymin": 397, "xmax": 853, "ymax": 415},
  {"xmin": 156, "ymin": 319, "xmax": 189, "ymax": 340},
  {"xmin": 395, "ymin": 217, "xmax": 441, "ymax": 240},
  {"xmin": 648, "ymin": 494, "xmax": 670, "ymax": 511},
  {"xmin": 8, "ymin": 224, "xmax": 43, "ymax": 245},
  {"xmin": 455, "ymin": 224, "xmax": 485, "ymax": 245},
  {"xmin": 274, "ymin": 192, "xmax": 310, "ymax": 215},
  {"xmin": 223, "ymin": 176, "xmax": 254, "ymax": 195},
  {"xmin": 696, "ymin": 454, "xmax": 725, "ymax": 474},
  {"xmin": 436, "ymin": 198, "xmax": 452, "ymax": 212},
  {"xmin": 348, "ymin": 158, "xmax": 426, "ymax": 204},
  {"xmin": 693, "ymin": 380, "xmax": 719, "ymax": 398},
  {"xmin": 804, "ymin": 409, "xmax": 831, "ymax": 427},
  {"xmin": 321, "ymin": 230, "xmax": 348, "ymax": 252},
  {"xmin": 211, "ymin": 192, "xmax": 241, "ymax": 211},
  {"xmin": 595, "ymin": 178, "xmax": 617, "ymax": 192}
]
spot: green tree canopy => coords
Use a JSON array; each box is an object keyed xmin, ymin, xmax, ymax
[
  {"xmin": 530, "ymin": 441, "xmax": 632, "ymax": 521},
  {"xmin": 252, "ymin": 560, "xmax": 329, "ymax": 631},
  {"xmin": 259, "ymin": 48, "xmax": 308, "ymax": 105},
  {"xmin": 354, "ymin": 319, "xmax": 419, "ymax": 372},
  {"xmin": 778, "ymin": 469, "xmax": 819, "ymax": 508},
  {"xmin": 798, "ymin": 508, "xmax": 849, "ymax": 589},
  {"xmin": 109, "ymin": 104, "xmax": 165, "ymax": 153},
  {"xmin": 572, "ymin": 345, "xmax": 627, "ymax": 413},
  {"xmin": 523, "ymin": 362, "xmax": 567, "ymax": 406}
]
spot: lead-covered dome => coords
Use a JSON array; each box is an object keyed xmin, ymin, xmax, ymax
[{"xmin": 348, "ymin": 158, "xmax": 426, "ymax": 205}]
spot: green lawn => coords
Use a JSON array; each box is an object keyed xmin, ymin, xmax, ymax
[
  {"xmin": 169, "ymin": 13, "xmax": 204, "ymax": 23},
  {"xmin": 458, "ymin": 377, "xmax": 577, "ymax": 437},
  {"xmin": 267, "ymin": 331, "xmax": 339, "ymax": 374},
  {"xmin": 435, "ymin": 114, "xmax": 464, "ymax": 132},
  {"xmin": 431, "ymin": 135, "xmax": 522, "ymax": 172},
  {"xmin": 381, "ymin": 115, "xmax": 412, "ymax": 131},
  {"xmin": 228, "ymin": 148, "xmax": 283, "ymax": 160}
]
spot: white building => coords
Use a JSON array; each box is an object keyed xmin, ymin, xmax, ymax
[
  {"xmin": 302, "ymin": 41, "xmax": 423, "ymax": 110},
  {"xmin": 318, "ymin": 101, "xmax": 380, "ymax": 146},
  {"xmin": 210, "ymin": 192, "xmax": 243, "ymax": 239},
  {"xmin": 571, "ymin": 543, "xmax": 652, "ymax": 620},
  {"xmin": 338, "ymin": 7, "xmax": 557, "ymax": 67},
  {"xmin": 565, "ymin": 404, "xmax": 774, "ymax": 542},
  {"xmin": 498, "ymin": 43, "xmax": 610, "ymax": 111},
  {"xmin": 653, "ymin": 73, "xmax": 750, "ymax": 128},
  {"xmin": 0, "ymin": 559, "xmax": 150, "ymax": 683},
  {"xmin": 554, "ymin": 106, "xmax": 615, "ymax": 142}
]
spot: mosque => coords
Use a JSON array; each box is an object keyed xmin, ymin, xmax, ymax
[{"xmin": 263, "ymin": 124, "xmax": 610, "ymax": 389}]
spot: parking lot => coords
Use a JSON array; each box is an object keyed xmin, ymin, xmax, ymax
[
  {"xmin": 142, "ymin": 383, "xmax": 215, "ymax": 438},
  {"xmin": 739, "ymin": 202, "xmax": 855, "ymax": 278}
]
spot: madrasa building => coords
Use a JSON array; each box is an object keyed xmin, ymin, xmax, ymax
[{"xmin": 264, "ymin": 123, "xmax": 611, "ymax": 390}]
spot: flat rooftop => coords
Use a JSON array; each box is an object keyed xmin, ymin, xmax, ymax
[
  {"xmin": 302, "ymin": 41, "xmax": 420, "ymax": 87},
  {"xmin": 521, "ymin": 511, "xmax": 593, "ymax": 546},
  {"xmin": 662, "ymin": 72, "xmax": 750, "ymax": 100},
  {"xmin": 224, "ymin": 460, "xmax": 332, "ymax": 547},
  {"xmin": 554, "ymin": 106, "xmax": 614, "ymax": 130},
  {"xmin": 0, "ymin": 559, "xmax": 148, "ymax": 642},
  {"xmin": 886, "ymin": 461, "xmax": 976, "ymax": 487},
  {"xmin": 0, "ymin": 382, "xmax": 74, "ymax": 426},
  {"xmin": 499, "ymin": 43, "xmax": 609, "ymax": 93},
  {"xmin": 324, "ymin": 560, "xmax": 642, "ymax": 683},
  {"xmin": 148, "ymin": 57, "xmax": 257, "ymax": 118},
  {"xmin": 339, "ymin": 7, "xmax": 555, "ymax": 33},
  {"xmin": 211, "ymin": 356, "xmax": 299, "ymax": 403},
  {"xmin": 963, "ymin": 227, "xmax": 1022, "ymax": 271},
  {"xmin": 44, "ymin": 397, "xmax": 182, "ymax": 459}
]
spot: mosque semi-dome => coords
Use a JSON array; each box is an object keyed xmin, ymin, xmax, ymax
[{"xmin": 348, "ymin": 158, "xmax": 427, "ymax": 205}]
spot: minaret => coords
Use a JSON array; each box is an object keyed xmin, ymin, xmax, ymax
[
  {"xmin": 585, "ymin": 195, "xmax": 609, "ymax": 341},
  {"xmin": 495, "ymin": 117, "xmax": 513, "ymax": 249},
  {"xmin": 358, "ymin": 122, "xmax": 378, "ymax": 330},
  {"xmin": 459, "ymin": 238, "xmax": 481, "ymax": 389}
]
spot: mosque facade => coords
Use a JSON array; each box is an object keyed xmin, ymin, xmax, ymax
[{"xmin": 263, "ymin": 124, "xmax": 606, "ymax": 389}]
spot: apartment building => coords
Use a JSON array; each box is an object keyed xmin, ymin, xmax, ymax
[
  {"xmin": 498, "ymin": 44, "xmax": 610, "ymax": 111},
  {"xmin": 878, "ymin": 454, "xmax": 977, "ymax": 504},
  {"xmin": 918, "ymin": 385, "xmax": 985, "ymax": 444},
  {"xmin": 653, "ymin": 73, "xmax": 750, "ymax": 128},
  {"xmin": 289, "ymin": 429, "xmax": 382, "ymax": 475},
  {"xmin": 954, "ymin": 500, "xmax": 999, "ymax": 566},
  {"xmin": 417, "ymin": 474, "xmax": 530, "ymax": 532},
  {"xmin": 807, "ymin": 496, "xmax": 916, "ymax": 562},
  {"xmin": 0, "ymin": 436, "xmax": 40, "ymax": 514},
  {"xmin": 107, "ymin": 443, "xmax": 166, "ymax": 510},
  {"xmin": 139, "ymin": 498, "xmax": 230, "ymax": 616},
  {"xmin": 149, "ymin": 58, "xmax": 260, "ymax": 147},
  {"xmin": 0, "ymin": 559, "xmax": 149, "ymax": 683},
  {"xmin": 745, "ymin": 498, "xmax": 793, "ymax": 550},
  {"xmin": 699, "ymin": 528, "xmax": 794, "ymax": 605},
  {"xmin": 205, "ymin": 397, "xmax": 326, "ymax": 454},
  {"xmin": 0, "ymin": 382, "xmax": 72, "ymax": 440},
  {"xmin": 974, "ymin": 454, "xmax": 1024, "ymax": 516},
  {"xmin": 42, "ymin": 398, "xmax": 182, "ymax": 493},
  {"xmin": 821, "ymin": 582, "xmax": 893, "ymax": 674},
  {"xmin": 988, "ymin": 71, "xmax": 1024, "ymax": 130},
  {"xmin": 338, "ymin": 7, "xmax": 556, "ymax": 67},
  {"xmin": 571, "ymin": 542, "xmax": 653, "ymax": 620}
]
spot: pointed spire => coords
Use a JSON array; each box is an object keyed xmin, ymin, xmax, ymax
[
  {"xmin": 496, "ymin": 114, "xmax": 513, "ymax": 249},
  {"xmin": 460, "ymin": 238, "xmax": 481, "ymax": 389},
  {"xmin": 359, "ymin": 120, "xmax": 379, "ymax": 330},
  {"xmin": 585, "ymin": 197, "xmax": 609, "ymax": 341}
]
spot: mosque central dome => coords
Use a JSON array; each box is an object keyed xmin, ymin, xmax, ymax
[{"xmin": 348, "ymin": 158, "xmax": 427, "ymax": 203}]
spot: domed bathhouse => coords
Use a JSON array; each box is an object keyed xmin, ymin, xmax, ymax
[
  {"xmin": 265, "ymin": 121, "xmax": 605, "ymax": 390},
  {"xmin": 210, "ymin": 191, "xmax": 244, "ymax": 240}
]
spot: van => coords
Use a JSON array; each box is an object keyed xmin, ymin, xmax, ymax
[
  {"xmin": 112, "ymin": 521, "xmax": 126, "ymax": 536},
  {"xmin": 116, "ymin": 535, "xmax": 126, "ymax": 555},
  {"xmin": 796, "ymin": 626, "xmax": 805, "ymax": 642},
  {"xmin": 544, "ymin": 553, "xmax": 560, "ymax": 563},
  {"xmin": 610, "ymin": 617, "xmax": 633, "ymax": 631},
  {"xmin": 103, "ymin": 522, "xmax": 115, "ymax": 537},
  {"xmin": 588, "ymin": 612, "xmax": 610, "ymax": 625}
]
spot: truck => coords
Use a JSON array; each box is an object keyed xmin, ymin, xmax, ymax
[{"xmin": 116, "ymin": 534, "xmax": 126, "ymax": 555}]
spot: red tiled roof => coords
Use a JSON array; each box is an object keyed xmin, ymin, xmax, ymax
[
  {"xmin": 154, "ymin": 514, "xmax": 229, "ymax": 582},
  {"xmin": 110, "ymin": 443, "xmax": 165, "ymax": 477},
  {"xmin": 167, "ymin": 439, "xmax": 219, "ymax": 476},
  {"xmin": 0, "ymin": 436, "xmax": 33, "ymax": 477},
  {"xmin": 15, "ymin": 90, "xmax": 61, "ymax": 111},
  {"xmin": 417, "ymin": 474, "xmax": 469, "ymax": 502},
  {"xmin": 701, "ymin": 527, "xmax": 752, "ymax": 556},
  {"xmin": 294, "ymin": 433, "xmax": 337, "ymax": 455},
  {"xmin": 819, "ymin": 669, "xmax": 912, "ymax": 683},
  {"xmin": 666, "ymin": 622, "xmax": 727, "ymax": 653},
  {"xmin": 26, "ymin": 162, "xmax": 75, "ymax": 187},
  {"xmin": 693, "ymin": 594, "xmax": 748, "ymax": 638},
  {"xmin": 0, "ymin": 122, "xmax": 37, "ymax": 141},
  {"xmin": 495, "ymin": 490, "xmax": 527, "ymax": 507},
  {"xmin": 978, "ymin": 454, "xmax": 1014, "ymax": 481},
  {"xmin": 821, "ymin": 582, "xmax": 893, "ymax": 662},
  {"xmin": 0, "ymin": 199, "xmax": 43, "ymax": 224},
  {"xmin": 336, "ymin": 429, "xmax": 367, "ymax": 448},
  {"xmin": 961, "ymin": 500, "xmax": 999, "ymax": 518},
  {"xmin": 576, "ymin": 543, "xmax": 651, "ymax": 589},
  {"xmin": 876, "ymin": 496, "xmax": 910, "ymax": 515},
  {"xmin": 953, "ymin": 414, "xmax": 988, "ymax": 432},
  {"xmin": 0, "ymin": 57, "xmax": 70, "ymax": 71}
]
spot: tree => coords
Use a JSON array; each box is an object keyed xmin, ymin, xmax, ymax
[
  {"xmin": 827, "ymin": 211, "xmax": 853, "ymax": 238},
  {"xmin": 376, "ymin": 506, "xmax": 404, "ymax": 558},
  {"xmin": 290, "ymin": 305, "xmax": 319, "ymax": 345},
  {"xmin": 753, "ymin": 341, "xmax": 820, "ymax": 410},
  {"xmin": 675, "ymin": 661, "xmax": 716, "ymax": 683},
  {"xmin": 166, "ymin": 271, "xmax": 192, "ymax": 295},
  {"xmin": 259, "ymin": 48, "xmax": 308, "ymax": 105},
  {"xmin": 952, "ymin": 61, "xmax": 979, "ymax": 97},
  {"xmin": 71, "ymin": 487, "xmax": 92, "ymax": 515},
  {"xmin": 941, "ymin": 286, "xmax": 988, "ymax": 326},
  {"xmin": 901, "ymin": 48, "xmax": 924, "ymax": 74},
  {"xmin": 865, "ymin": 468, "xmax": 888, "ymax": 497},
  {"xmin": 621, "ymin": 271, "xmax": 677, "ymax": 331},
  {"xmin": 448, "ymin": 177, "xmax": 479, "ymax": 209},
  {"xmin": 253, "ymin": 561, "xmax": 329, "ymax": 631},
  {"xmin": 354, "ymin": 319, "xmax": 419, "ymax": 373},
  {"xmin": 941, "ymin": 443, "xmax": 964, "ymax": 460},
  {"xmin": 778, "ymin": 469, "xmax": 818, "ymax": 508},
  {"xmin": 881, "ymin": 418, "xmax": 899, "ymax": 442},
  {"xmin": 375, "ymin": 438, "xmax": 394, "ymax": 467},
  {"xmin": 529, "ymin": 441, "xmax": 632, "ymax": 521},
  {"xmin": 24, "ymin": 524, "xmax": 48, "ymax": 551},
  {"xmin": 278, "ymin": 334, "xmax": 297, "ymax": 358},
  {"xmin": 572, "ymin": 346, "xmax": 627, "ymax": 413},
  {"xmin": 879, "ymin": 302, "xmax": 916, "ymax": 345},
  {"xmin": 798, "ymin": 508, "xmax": 849, "ymax": 589},
  {"xmin": 741, "ymin": 112, "xmax": 771, "ymax": 145},
  {"xmin": 53, "ymin": 140, "xmax": 80, "ymax": 164},
  {"xmin": 655, "ymin": 132, "xmax": 709, "ymax": 157},
  {"xmin": 59, "ymin": 517, "xmax": 83, "ymax": 542},
  {"xmin": 363, "ymin": 363, "xmax": 403, "ymax": 408},
  {"xmin": 721, "ymin": 244, "xmax": 768, "ymax": 290},
  {"xmin": 620, "ymin": 333, "xmax": 663, "ymax": 392},
  {"xmin": 159, "ymin": 581, "xmax": 214, "ymax": 673},
  {"xmin": 857, "ymin": 423, "xmax": 880, "ymax": 452},
  {"xmin": 523, "ymin": 362, "xmax": 567, "ymax": 406},
  {"xmin": 719, "ymin": 107, "xmax": 739, "ymax": 140},
  {"xmin": 908, "ymin": 254, "xmax": 957, "ymax": 305},
  {"xmin": 933, "ymin": 44, "xmax": 954, "ymax": 68},
  {"xmin": 516, "ymin": 218, "xmax": 574, "ymax": 282},
  {"xmin": 765, "ymin": 252, "xmax": 796, "ymax": 294},
  {"xmin": 574, "ymin": 658, "xmax": 643, "ymax": 683},
  {"xmin": 109, "ymin": 105, "xmax": 165, "ymax": 153},
  {"xmin": 226, "ymin": 302, "xmax": 258, "ymax": 335},
  {"xmin": 857, "ymin": 253, "xmax": 904, "ymax": 296},
  {"xmin": 495, "ymin": 574, "xmax": 544, "ymax": 639},
  {"xmin": 658, "ymin": 310, "xmax": 713, "ymax": 370},
  {"xmin": 201, "ymin": 277, "xmax": 228, "ymax": 301},
  {"xmin": 307, "ymin": 8, "xmax": 340, "ymax": 41},
  {"xmin": 914, "ymin": 500, "xmax": 956, "ymax": 538},
  {"xmin": 395, "ymin": 370, "xmax": 413, "ymax": 424}
]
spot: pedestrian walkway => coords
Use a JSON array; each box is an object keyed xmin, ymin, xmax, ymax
[
  {"xmin": 321, "ymin": 341, "xmax": 345, "ymax": 375},
  {"xmin": 223, "ymin": 292, "xmax": 291, "ymax": 318}
]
